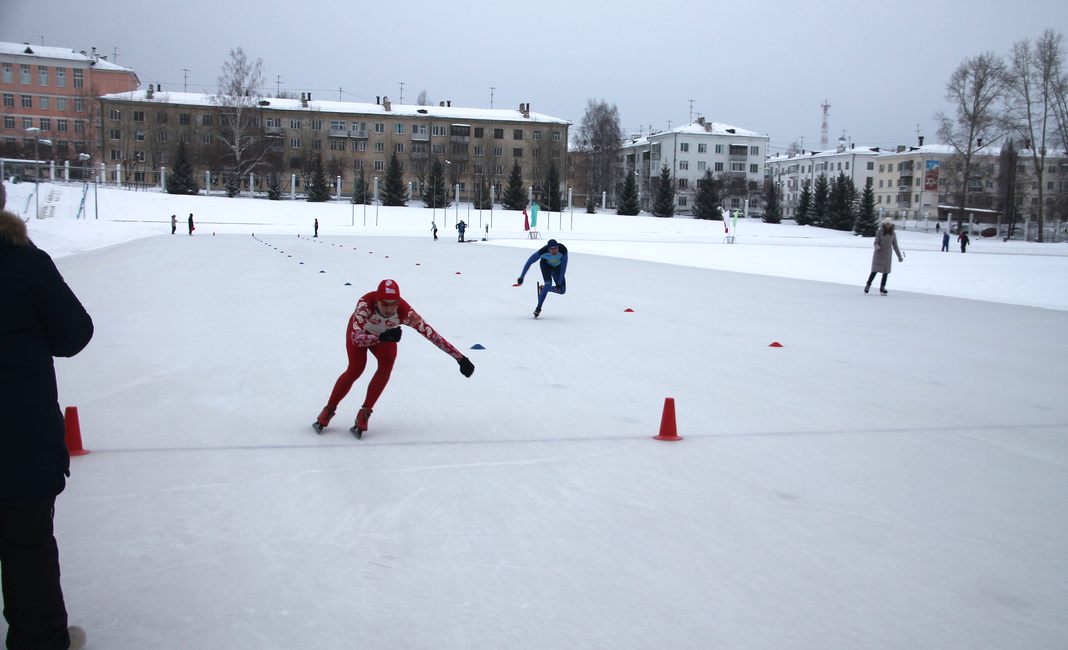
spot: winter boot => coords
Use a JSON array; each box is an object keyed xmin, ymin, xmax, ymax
[
  {"xmin": 864, "ymin": 284, "xmax": 871, "ymax": 294},
  {"xmin": 312, "ymin": 405, "xmax": 335, "ymax": 434},
  {"xmin": 351, "ymin": 407, "xmax": 373, "ymax": 439},
  {"xmin": 880, "ymin": 288, "xmax": 888, "ymax": 295}
]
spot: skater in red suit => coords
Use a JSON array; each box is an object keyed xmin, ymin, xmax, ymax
[{"xmin": 314, "ymin": 279, "xmax": 475, "ymax": 437}]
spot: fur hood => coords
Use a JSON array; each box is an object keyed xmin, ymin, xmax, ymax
[{"xmin": 0, "ymin": 209, "xmax": 30, "ymax": 246}]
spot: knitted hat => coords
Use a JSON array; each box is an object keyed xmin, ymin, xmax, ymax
[
  {"xmin": 376, "ymin": 278, "xmax": 401, "ymax": 302},
  {"xmin": 547, "ymin": 239, "xmax": 559, "ymax": 249}
]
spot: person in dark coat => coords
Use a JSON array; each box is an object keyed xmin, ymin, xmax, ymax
[
  {"xmin": 942, "ymin": 231, "xmax": 950, "ymax": 252},
  {"xmin": 171, "ymin": 214, "xmax": 177, "ymax": 235},
  {"xmin": 0, "ymin": 209, "xmax": 93, "ymax": 650},
  {"xmin": 958, "ymin": 230, "xmax": 970, "ymax": 253},
  {"xmin": 187, "ymin": 213, "xmax": 195, "ymax": 236},
  {"xmin": 455, "ymin": 220, "xmax": 467, "ymax": 242},
  {"xmin": 865, "ymin": 217, "xmax": 903, "ymax": 295},
  {"xmin": 314, "ymin": 218, "xmax": 319, "ymax": 238}
]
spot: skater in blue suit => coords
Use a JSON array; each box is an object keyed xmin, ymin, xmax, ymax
[{"xmin": 516, "ymin": 239, "xmax": 568, "ymax": 318}]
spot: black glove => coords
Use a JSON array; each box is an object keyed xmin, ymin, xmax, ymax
[
  {"xmin": 458, "ymin": 356, "xmax": 475, "ymax": 378},
  {"xmin": 516, "ymin": 277, "xmax": 524, "ymax": 286},
  {"xmin": 378, "ymin": 327, "xmax": 402, "ymax": 343}
]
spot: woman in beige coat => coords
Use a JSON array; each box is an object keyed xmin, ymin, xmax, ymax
[{"xmin": 865, "ymin": 217, "xmax": 903, "ymax": 295}]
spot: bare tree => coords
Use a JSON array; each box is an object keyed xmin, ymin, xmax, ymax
[
  {"xmin": 936, "ymin": 52, "xmax": 1008, "ymax": 233},
  {"xmin": 578, "ymin": 99, "xmax": 622, "ymax": 206},
  {"xmin": 211, "ymin": 47, "xmax": 271, "ymax": 182},
  {"xmin": 1005, "ymin": 30, "xmax": 1066, "ymax": 241},
  {"xmin": 416, "ymin": 89, "xmax": 431, "ymax": 106}
]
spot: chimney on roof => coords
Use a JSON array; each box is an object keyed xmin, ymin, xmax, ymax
[
  {"xmin": 146, "ymin": 85, "xmax": 154, "ymax": 99},
  {"xmin": 376, "ymin": 96, "xmax": 380, "ymax": 105},
  {"xmin": 896, "ymin": 145, "xmax": 906, "ymax": 153},
  {"xmin": 301, "ymin": 92, "xmax": 308, "ymax": 107},
  {"xmin": 157, "ymin": 83, "xmax": 161, "ymax": 92},
  {"xmin": 439, "ymin": 101, "xmax": 445, "ymax": 107},
  {"xmin": 918, "ymin": 135, "xmax": 924, "ymax": 146},
  {"xmin": 383, "ymin": 96, "xmax": 391, "ymax": 111},
  {"xmin": 447, "ymin": 100, "xmax": 451, "ymax": 107},
  {"xmin": 519, "ymin": 102, "xmax": 529, "ymax": 118}
]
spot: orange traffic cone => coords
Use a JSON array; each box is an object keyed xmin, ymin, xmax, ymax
[
  {"xmin": 654, "ymin": 398, "xmax": 682, "ymax": 441},
  {"xmin": 64, "ymin": 406, "xmax": 89, "ymax": 456}
]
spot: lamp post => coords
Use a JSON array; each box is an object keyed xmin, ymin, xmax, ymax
[
  {"xmin": 25, "ymin": 127, "xmax": 52, "ymax": 218},
  {"xmin": 77, "ymin": 153, "xmax": 92, "ymax": 219}
]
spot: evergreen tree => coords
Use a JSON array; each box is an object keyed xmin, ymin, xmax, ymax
[
  {"xmin": 421, "ymin": 158, "xmax": 450, "ymax": 209},
  {"xmin": 812, "ymin": 174, "xmax": 830, "ymax": 226},
  {"xmin": 266, "ymin": 172, "xmax": 283, "ymax": 200},
  {"xmin": 224, "ymin": 172, "xmax": 242, "ymax": 198},
  {"xmin": 166, "ymin": 141, "xmax": 200, "ymax": 195},
  {"xmin": 854, "ymin": 182, "xmax": 879, "ymax": 236},
  {"xmin": 828, "ymin": 172, "xmax": 856, "ymax": 231},
  {"xmin": 546, "ymin": 162, "xmax": 562, "ymax": 212},
  {"xmin": 616, "ymin": 172, "xmax": 640, "ymax": 216},
  {"xmin": 473, "ymin": 176, "xmax": 493, "ymax": 209},
  {"xmin": 502, "ymin": 160, "xmax": 526, "ymax": 210},
  {"xmin": 381, "ymin": 152, "xmax": 408, "ymax": 206},
  {"xmin": 305, "ymin": 153, "xmax": 331, "ymax": 202},
  {"xmin": 763, "ymin": 181, "xmax": 782, "ymax": 223},
  {"xmin": 692, "ymin": 170, "xmax": 721, "ymax": 219},
  {"xmin": 795, "ymin": 183, "xmax": 812, "ymax": 225},
  {"xmin": 651, "ymin": 165, "xmax": 675, "ymax": 218},
  {"xmin": 350, "ymin": 171, "xmax": 371, "ymax": 205}
]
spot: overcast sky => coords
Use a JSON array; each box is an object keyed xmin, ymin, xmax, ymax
[{"xmin": 4, "ymin": 0, "xmax": 1066, "ymax": 153}]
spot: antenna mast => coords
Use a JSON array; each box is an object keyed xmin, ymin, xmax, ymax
[{"xmin": 819, "ymin": 100, "xmax": 831, "ymax": 147}]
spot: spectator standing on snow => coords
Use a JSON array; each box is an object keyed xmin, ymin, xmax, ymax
[
  {"xmin": 313, "ymin": 279, "xmax": 475, "ymax": 438},
  {"xmin": 0, "ymin": 209, "xmax": 93, "ymax": 650},
  {"xmin": 187, "ymin": 213, "xmax": 195, "ymax": 236},
  {"xmin": 942, "ymin": 231, "xmax": 950, "ymax": 252},
  {"xmin": 516, "ymin": 239, "xmax": 568, "ymax": 318},
  {"xmin": 314, "ymin": 218, "xmax": 319, "ymax": 238},
  {"xmin": 432, "ymin": 221, "xmax": 438, "ymax": 241},
  {"xmin": 171, "ymin": 214, "xmax": 177, "ymax": 235},
  {"xmin": 865, "ymin": 217, "xmax": 903, "ymax": 295},
  {"xmin": 455, "ymin": 220, "xmax": 467, "ymax": 242},
  {"xmin": 959, "ymin": 230, "xmax": 970, "ymax": 253}
]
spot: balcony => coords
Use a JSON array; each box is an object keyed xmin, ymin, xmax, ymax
[
  {"xmin": 351, "ymin": 129, "xmax": 368, "ymax": 139},
  {"xmin": 728, "ymin": 153, "xmax": 748, "ymax": 162},
  {"xmin": 410, "ymin": 151, "xmax": 429, "ymax": 160},
  {"xmin": 450, "ymin": 135, "xmax": 470, "ymax": 144},
  {"xmin": 411, "ymin": 132, "xmax": 429, "ymax": 142},
  {"xmin": 265, "ymin": 125, "xmax": 283, "ymax": 135},
  {"xmin": 328, "ymin": 129, "xmax": 349, "ymax": 138}
]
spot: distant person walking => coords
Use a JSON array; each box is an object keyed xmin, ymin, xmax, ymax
[
  {"xmin": 941, "ymin": 231, "xmax": 950, "ymax": 252},
  {"xmin": 314, "ymin": 218, "xmax": 319, "ymax": 238},
  {"xmin": 171, "ymin": 214, "xmax": 177, "ymax": 235},
  {"xmin": 1, "ymin": 209, "xmax": 94, "ymax": 650},
  {"xmin": 432, "ymin": 221, "xmax": 438, "ymax": 241},
  {"xmin": 455, "ymin": 220, "xmax": 467, "ymax": 242},
  {"xmin": 959, "ymin": 230, "xmax": 970, "ymax": 253},
  {"xmin": 865, "ymin": 217, "xmax": 903, "ymax": 296},
  {"xmin": 187, "ymin": 213, "xmax": 195, "ymax": 236}
]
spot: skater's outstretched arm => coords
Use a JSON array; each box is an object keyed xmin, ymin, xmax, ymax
[
  {"xmin": 517, "ymin": 249, "xmax": 543, "ymax": 284},
  {"xmin": 401, "ymin": 307, "xmax": 475, "ymax": 377}
]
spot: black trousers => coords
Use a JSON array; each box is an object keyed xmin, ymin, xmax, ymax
[{"xmin": 1, "ymin": 495, "xmax": 70, "ymax": 650}]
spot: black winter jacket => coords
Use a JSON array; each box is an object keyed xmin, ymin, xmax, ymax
[{"xmin": 0, "ymin": 209, "xmax": 93, "ymax": 506}]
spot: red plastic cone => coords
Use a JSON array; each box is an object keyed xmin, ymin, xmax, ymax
[
  {"xmin": 64, "ymin": 406, "xmax": 89, "ymax": 456},
  {"xmin": 624, "ymin": 308, "xmax": 634, "ymax": 312},
  {"xmin": 769, "ymin": 341, "xmax": 783, "ymax": 347},
  {"xmin": 654, "ymin": 398, "xmax": 682, "ymax": 441}
]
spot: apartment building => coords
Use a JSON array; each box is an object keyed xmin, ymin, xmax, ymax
[
  {"xmin": 765, "ymin": 139, "xmax": 880, "ymax": 219},
  {"xmin": 97, "ymin": 89, "xmax": 569, "ymax": 198},
  {"xmin": 618, "ymin": 117, "xmax": 769, "ymax": 215},
  {"xmin": 0, "ymin": 41, "xmax": 139, "ymax": 165}
]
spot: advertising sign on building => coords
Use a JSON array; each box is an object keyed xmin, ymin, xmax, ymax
[{"xmin": 924, "ymin": 160, "xmax": 940, "ymax": 191}]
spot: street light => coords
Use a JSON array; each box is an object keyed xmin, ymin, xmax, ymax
[
  {"xmin": 78, "ymin": 153, "xmax": 97, "ymax": 220},
  {"xmin": 25, "ymin": 127, "xmax": 53, "ymax": 218}
]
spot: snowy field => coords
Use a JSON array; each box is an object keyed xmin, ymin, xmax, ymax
[{"xmin": 4, "ymin": 181, "xmax": 1068, "ymax": 649}]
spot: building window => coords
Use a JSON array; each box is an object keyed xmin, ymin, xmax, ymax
[
  {"xmin": 678, "ymin": 160, "xmax": 688, "ymax": 170},
  {"xmin": 74, "ymin": 120, "xmax": 85, "ymax": 134},
  {"xmin": 56, "ymin": 97, "xmax": 67, "ymax": 111},
  {"xmin": 290, "ymin": 119, "xmax": 301, "ymax": 129},
  {"xmin": 474, "ymin": 145, "xmax": 484, "ymax": 156},
  {"xmin": 133, "ymin": 110, "xmax": 145, "ymax": 122},
  {"xmin": 156, "ymin": 111, "xmax": 168, "ymax": 124},
  {"xmin": 697, "ymin": 161, "xmax": 706, "ymax": 171},
  {"xmin": 20, "ymin": 64, "xmax": 31, "ymax": 84},
  {"xmin": 40, "ymin": 96, "xmax": 49, "ymax": 110},
  {"xmin": 201, "ymin": 133, "xmax": 213, "ymax": 144},
  {"xmin": 474, "ymin": 127, "xmax": 484, "ymax": 138},
  {"xmin": 394, "ymin": 123, "xmax": 405, "ymax": 134},
  {"xmin": 750, "ymin": 164, "xmax": 759, "ymax": 173},
  {"xmin": 750, "ymin": 146, "xmax": 760, "ymax": 156},
  {"xmin": 109, "ymin": 129, "xmax": 121, "ymax": 140},
  {"xmin": 374, "ymin": 122, "xmax": 384, "ymax": 133},
  {"xmin": 493, "ymin": 146, "xmax": 503, "ymax": 157},
  {"xmin": 37, "ymin": 117, "xmax": 50, "ymax": 131},
  {"xmin": 698, "ymin": 143, "xmax": 707, "ymax": 153},
  {"xmin": 56, "ymin": 68, "xmax": 66, "ymax": 87},
  {"xmin": 374, "ymin": 160, "xmax": 385, "ymax": 171},
  {"xmin": 3, "ymin": 93, "xmax": 13, "ymax": 107},
  {"xmin": 867, "ymin": 161, "xmax": 874, "ymax": 170},
  {"xmin": 330, "ymin": 138, "xmax": 345, "ymax": 150},
  {"xmin": 202, "ymin": 114, "xmax": 213, "ymax": 126},
  {"xmin": 354, "ymin": 140, "xmax": 366, "ymax": 151},
  {"xmin": 354, "ymin": 160, "xmax": 363, "ymax": 170},
  {"xmin": 678, "ymin": 196, "xmax": 688, "ymax": 206},
  {"xmin": 494, "ymin": 128, "xmax": 504, "ymax": 139},
  {"xmin": 351, "ymin": 121, "xmax": 366, "ymax": 131},
  {"xmin": 1, "ymin": 63, "xmax": 11, "ymax": 83},
  {"xmin": 21, "ymin": 95, "xmax": 32, "ymax": 108},
  {"xmin": 21, "ymin": 117, "xmax": 32, "ymax": 129},
  {"xmin": 680, "ymin": 142, "xmax": 689, "ymax": 152},
  {"xmin": 730, "ymin": 162, "xmax": 745, "ymax": 172},
  {"xmin": 110, "ymin": 149, "xmax": 121, "ymax": 161},
  {"xmin": 513, "ymin": 129, "xmax": 523, "ymax": 140},
  {"xmin": 38, "ymin": 66, "xmax": 49, "ymax": 86},
  {"xmin": 3, "ymin": 116, "xmax": 13, "ymax": 129},
  {"xmin": 71, "ymin": 69, "xmax": 83, "ymax": 88},
  {"xmin": 714, "ymin": 162, "xmax": 724, "ymax": 171},
  {"xmin": 552, "ymin": 132, "xmax": 562, "ymax": 141},
  {"xmin": 677, "ymin": 178, "xmax": 688, "ymax": 189},
  {"xmin": 494, "ymin": 164, "xmax": 503, "ymax": 175},
  {"xmin": 432, "ymin": 143, "xmax": 445, "ymax": 154},
  {"xmin": 158, "ymin": 130, "xmax": 168, "ymax": 142},
  {"xmin": 311, "ymin": 119, "xmax": 322, "ymax": 131},
  {"xmin": 430, "ymin": 124, "xmax": 447, "ymax": 136},
  {"xmin": 57, "ymin": 119, "xmax": 68, "ymax": 132},
  {"xmin": 179, "ymin": 113, "xmax": 190, "ymax": 125},
  {"xmin": 715, "ymin": 144, "xmax": 723, "ymax": 154},
  {"xmin": 533, "ymin": 130, "xmax": 541, "ymax": 141},
  {"xmin": 374, "ymin": 141, "xmax": 385, "ymax": 152},
  {"xmin": 533, "ymin": 147, "xmax": 541, "ymax": 158},
  {"xmin": 135, "ymin": 131, "xmax": 145, "ymax": 141},
  {"xmin": 312, "ymin": 139, "xmax": 321, "ymax": 150},
  {"xmin": 290, "ymin": 138, "xmax": 301, "ymax": 148},
  {"xmin": 512, "ymin": 148, "xmax": 523, "ymax": 157},
  {"xmin": 395, "ymin": 143, "xmax": 404, "ymax": 153}
]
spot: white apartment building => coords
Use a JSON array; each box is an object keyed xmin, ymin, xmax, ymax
[
  {"xmin": 764, "ymin": 138, "xmax": 880, "ymax": 220},
  {"xmin": 618, "ymin": 117, "xmax": 769, "ymax": 214}
]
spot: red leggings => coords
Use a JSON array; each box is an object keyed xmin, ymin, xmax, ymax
[{"xmin": 327, "ymin": 341, "xmax": 397, "ymax": 411}]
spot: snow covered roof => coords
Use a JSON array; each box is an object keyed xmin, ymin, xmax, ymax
[
  {"xmin": 621, "ymin": 120, "xmax": 767, "ymax": 149},
  {"xmin": 767, "ymin": 146, "xmax": 883, "ymax": 163},
  {"xmin": 99, "ymin": 90, "xmax": 570, "ymax": 125},
  {"xmin": 0, "ymin": 41, "xmax": 136, "ymax": 73}
]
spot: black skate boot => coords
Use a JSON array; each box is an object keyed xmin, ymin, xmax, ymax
[
  {"xmin": 350, "ymin": 407, "xmax": 372, "ymax": 439},
  {"xmin": 312, "ymin": 405, "xmax": 335, "ymax": 434}
]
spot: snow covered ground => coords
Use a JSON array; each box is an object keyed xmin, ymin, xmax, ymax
[{"xmin": 4, "ymin": 182, "xmax": 1068, "ymax": 649}]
